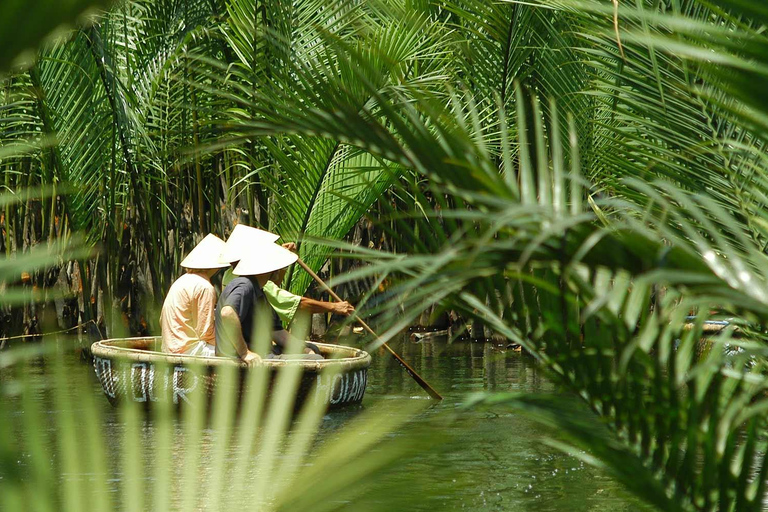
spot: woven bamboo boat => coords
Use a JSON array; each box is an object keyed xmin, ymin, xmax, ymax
[{"xmin": 91, "ymin": 337, "xmax": 371, "ymax": 410}]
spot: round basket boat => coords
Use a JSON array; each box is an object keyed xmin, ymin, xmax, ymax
[{"xmin": 91, "ymin": 337, "xmax": 371, "ymax": 410}]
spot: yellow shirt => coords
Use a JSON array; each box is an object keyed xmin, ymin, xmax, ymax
[{"xmin": 160, "ymin": 273, "xmax": 217, "ymax": 354}]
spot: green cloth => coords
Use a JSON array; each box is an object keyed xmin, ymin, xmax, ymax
[
  {"xmin": 222, "ymin": 268, "xmax": 301, "ymax": 327},
  {"xmin": 261, "ymin": 281, "xmax": 302, "ymax": 327},
  {"xmin": 222, "ymin": 267, "xmax": 236, "ymax": 288}
]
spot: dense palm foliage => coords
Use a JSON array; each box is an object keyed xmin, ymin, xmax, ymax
[
  {"xmin": 0, "ymin": 0, "xmax": 432, "ymax": 335},
  {"xmin": 5, "ymin": 0, "xmax": 768, "ymax": 510}
]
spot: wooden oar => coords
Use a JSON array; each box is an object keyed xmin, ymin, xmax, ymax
[{"xmin": 296, "ymin": 258, "xmax": 443, "ymax": 401}]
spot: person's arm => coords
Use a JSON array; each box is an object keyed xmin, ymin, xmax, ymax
[
  {"xmin": 196, "ymin": 284, "xmax": 217, "ymax": 345},
  {"xmin": 298, "ymin": 297, "xmax": 355, "ymax": 316},
  {"xmin": 220, "ymin": 305, "xmax": 259, "ymax": 362}
]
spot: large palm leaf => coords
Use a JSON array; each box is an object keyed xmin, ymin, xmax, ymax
[
  {"xmin": 204, "ymin": 0, "xmax": 453, "ymax": 294},
  {"xmin": 531, "ymin": 0, "xmax": 768, "ymax": 252}
]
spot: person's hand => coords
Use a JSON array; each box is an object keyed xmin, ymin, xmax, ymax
[
  {"xmin": 333, "ymin": 301, "xmax": 355, "ymax": 316},
  {"xmin": 244, "ymin": 351, "xmax": 261, "ymax": 364},
  {"xmin": 282, "ymin": 242, "xmax": 297, "ymax": 253}
]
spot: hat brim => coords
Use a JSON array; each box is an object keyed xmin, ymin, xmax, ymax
[
  {"xmin": 220, "ymin": 224, "xmax": 281, "ymax": 264},
  {"xmin": 180, "ymin": 234, "xmax": 230, "ymax": 269},
  {"xmin": 232, "ymin": 243, "xmax": 298, "ymax": 276}
]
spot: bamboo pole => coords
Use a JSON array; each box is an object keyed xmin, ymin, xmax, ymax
[{"xmin": 296, "ymin": 258, "xmax": 443, "ymax": 400}]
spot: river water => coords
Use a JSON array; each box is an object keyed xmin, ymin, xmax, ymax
[
  {"xmin": 346, "ymin": 336, "xmax": 642, "ymax": 511},
  {"xmin": 2, "ymin": 334, "xmax": 644, "ymax": 511}
]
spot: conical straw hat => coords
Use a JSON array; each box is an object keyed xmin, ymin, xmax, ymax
[
  {"xmin": 180, "ymin": 234, "xmax": 230, "ymax": 270},
  {"xmin": 233, "ymin": 242, "xmax": 298, "ymax": 276},
  {"xmin": 219, "ymin": 224, "xmax": 280, "ymax": 264}
]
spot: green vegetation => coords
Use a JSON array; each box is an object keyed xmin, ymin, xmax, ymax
[
  {"xmin": 0, "ymin": 334, "xmax": 425, "ymax": 512},
  {"xmin": 5, "ymin": 0, "xmax": 768, "ymax": 510}
]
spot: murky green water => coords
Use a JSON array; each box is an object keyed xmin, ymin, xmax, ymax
[
  {"xmin": 347, "ymin": 337, "xmax": 642, "ymax": 511},
  {"xmin": 2, "ymin": 335, "xmax": 644, "ymax": 511}
]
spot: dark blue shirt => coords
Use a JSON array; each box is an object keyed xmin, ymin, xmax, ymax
[{"xmin": 215, "ymin": 277, "xmax": 282, "ymax": 357}]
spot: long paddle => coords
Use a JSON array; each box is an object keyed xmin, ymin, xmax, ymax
[{"xmin": 296, "ymin": 258, "xmax": 443, "ymax": 401}]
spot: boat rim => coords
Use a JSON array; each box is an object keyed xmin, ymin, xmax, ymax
[{"xmin": 91, "ymin": 336, "xmax": 371, "ymax": 371}]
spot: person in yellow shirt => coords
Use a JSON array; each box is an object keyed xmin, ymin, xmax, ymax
[{"xmin": 160, "ymin": 234, "xmax": 229, "ymax": 357}]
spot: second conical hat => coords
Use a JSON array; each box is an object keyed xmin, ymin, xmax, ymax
[
  {"xmin": 219, "ymin": 224, "xmax": 280, "ymax": 264},
  {"xmin": 232, "ymin": 242, "xmax": 298, "ymax": 276},
  {"xmin": 180, "ymin": 234, "xmax": 230, "ymax": 270}
]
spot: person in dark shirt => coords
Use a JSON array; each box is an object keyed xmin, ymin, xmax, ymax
[
  {"xmin": 219, "ymin": 226, "xmax": 355, "ymax": 329},
  {"xmin": 215, "ymin": 242, "xmax": 321, "ymax": 361},
  {"xmin": 214, "ymin": 276, "xmax": 281, "ymax": 360}
]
